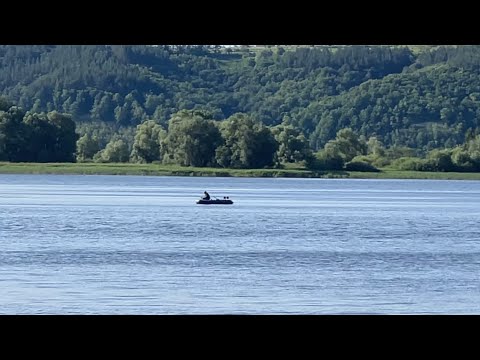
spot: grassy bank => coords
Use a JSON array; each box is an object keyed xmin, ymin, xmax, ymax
[
  {"xmin": 0, "ymin": 162, "xmax": 330, "ymax": 178},
  {"xmin": 1, "ymin": 162, "xmax": 480, "ymax": 180},
  {"xmin": 348, "ymin": 170, "xmax": 480, "ymax": 180}
]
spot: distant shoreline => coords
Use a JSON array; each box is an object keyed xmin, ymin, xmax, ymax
[{"xmin": 1, "ymin": 162, "xmax": 480, "ymax": 180}]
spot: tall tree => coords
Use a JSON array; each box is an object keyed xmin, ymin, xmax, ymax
[
  {"xmin": 94, "ymin": 139, "xmax": 130, "ymax": 163},
  {"xmin": 0, "ymin": 106, "xmax": 29, "ymax": 161},
  {"xmin": 76, "ymin": 133, "xmax": 101, "ymax": 162},
  {"xmin": 216, "ymin": 113, "xmax": 278, "ymax": 168},
  {"xmin": 272, "ymin": 119, "xmax": 313, "ymax": 163},
  {"xmin": 46, "ymin": 111, "xmax": 78, "ymax": 162},
  {"xmin": 162, "ymin": 110, "xmax": 222, "ymax": 167},
  {"xmin": 130, "ymin": 120, "xmax": 166, "ymax": 163}
]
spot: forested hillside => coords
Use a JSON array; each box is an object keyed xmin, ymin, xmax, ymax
[{"xmin": 1, "ymin": 44, "xmax": 480, "ymax": 169}]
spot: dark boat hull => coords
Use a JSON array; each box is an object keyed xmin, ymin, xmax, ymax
[{"xmin": 196, "ymin": 199, "xmax": 233, "ymax": 205}]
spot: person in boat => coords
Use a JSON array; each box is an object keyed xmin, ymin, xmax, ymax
[{"xmin": 202, "ymin": 191, "xmax": 210, "ymax": 200}]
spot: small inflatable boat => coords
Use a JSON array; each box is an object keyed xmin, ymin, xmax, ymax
[{"xmin": 196, "ymin": 198, "xmax": 233, "ymax": 205}]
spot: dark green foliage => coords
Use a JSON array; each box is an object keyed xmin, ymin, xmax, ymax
[
  {"xmin": 413, "ymin": 45, "xmax": 480, "ymax": 69},
  {"xmin": 0, "ymin": 96, "xmax": 12, "ymax": 111},
  {"xmin": 45, "ymin": 111, "xmax": 78, "ymax": 162},
  {"xmin": 76, "ymin": 133, "xmax": 101, "ymax": 162},
  {"xmin": 94, "ymin": 139, "xmax": 130, "ymax": 163},
  {"xmin": 250, "ymin": 126, "xmax": 279, "ymax": 168},
  {"xmin": 272, "ymin": 118, "xmax": 314, "ymax": 163},
  {"xmin": 130, "ymin": 120, "xmax": 166, "ymax": 163},
  {"xmin": 0, "ymin": 45, "xmax": 416, "ymax": 131},
  {"xmin": 313, "ymin": 151, "xmax": 344, "ymax": 171},
  {"xmin": 313, "ymin": 128, "xmax": 368, "ymax": 170},
  {"xmin": 215, "ymin": 113, "xmax": 278, "ymax": 169},
  {"xmin": 162, "ymin": 110, "xmax": 222, "ymax": 167},
  {"xmin": 1, "ymin": 44, "xmax": 478, "ymax": 152},
  {"xmin": 345, "ymin": 161, "xmax": 380, "ymax": 172},
  {"xmin": 0, "ymin": 104, "xmax": 77, "ymax": 162},
  {"xmin": 306, "ymin": 63, "xmax": 480, "ymax": 151},
  {"xmin": 0, "ymin": 106, "xmax": 29, "ymax": 161},
  {"xmin": 3, "ymin": 45, "xmax": 480, "ymax": 170},
  {"xmin": 424, "ymin": 149, "xmax": 455, "ymax": 172}
]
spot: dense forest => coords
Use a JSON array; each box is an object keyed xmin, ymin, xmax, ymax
[{"xmin": 1, "ymin": 45, "xmax": 480, "ymax": 171}]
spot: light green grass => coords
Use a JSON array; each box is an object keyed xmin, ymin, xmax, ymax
[
  {"xmin": 1, "ymin": 162, "xmax": 480, "ymax": 180},
  {"xmin": 0, "ymin": 162, "xmax": 326, "ymax": 178},
  {"xmin": 348, "ymin": 170, "xmax": 480, "ymax": 180}
]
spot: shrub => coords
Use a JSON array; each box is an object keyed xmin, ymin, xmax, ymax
[{"xmin": 345, "ymin": 161, "xmax": 380, "ymax": 172}]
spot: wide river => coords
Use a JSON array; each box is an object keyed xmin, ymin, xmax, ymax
[{"xmin": 1, "ymin": 174, "xmax": 480, "ymax": 314}]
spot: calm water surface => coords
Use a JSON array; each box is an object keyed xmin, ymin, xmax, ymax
[{"xmin": 1, "ymin": 174, "xmax": 480, "ymax": 314}]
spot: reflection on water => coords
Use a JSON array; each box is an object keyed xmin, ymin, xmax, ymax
[{"xmin": 1, "ymin": 174, "xmax": 480, "ymax": 314}]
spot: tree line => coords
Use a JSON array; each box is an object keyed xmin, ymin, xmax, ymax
[
  {"xmin": 4, "ymin": 96, "xmax": 480, "ymax": 174},
  {"xmin": 0, "ymin": 98, "xmax": 76, "ymax": 162},
  {"xmin": 2, "ymin": 45, "xmax": 480, "ymax": 163},
  {"xmin": 310, "ymin": 126, "xmax": 480, "ymax": 173},
  {"xmin": 77, "ymin": 110, "xmax": 313, "ymax": 168}
]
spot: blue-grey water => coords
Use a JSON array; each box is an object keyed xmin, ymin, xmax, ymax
[{"xmin": 1, "ymin": 174, "xmax": 480, "ymax": 314}]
